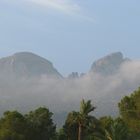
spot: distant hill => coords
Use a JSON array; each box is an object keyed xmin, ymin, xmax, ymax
[{"xmin": 0, "ymin": 52, "xmax": 62, "ymax": 79}]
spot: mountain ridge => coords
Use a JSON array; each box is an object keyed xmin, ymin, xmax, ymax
[{"xmin": 0, "ymin": 51, "xmax": 130, "ymax": 78}]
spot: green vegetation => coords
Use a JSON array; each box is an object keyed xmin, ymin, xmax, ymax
[
  {"xmin": 0, "ymin": 88, "xmax": 140, "ymax": 139},
  {"xmin": 0, "ymin": 107, "xmax": 56, "ymax": 140},
  {"xmin": 119, "ymin": 87, "xmax": 140, "ymax": 139}
]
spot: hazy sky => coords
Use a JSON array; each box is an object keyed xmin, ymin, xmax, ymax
[{"xmin": 0, "ymin": 0, "xmax": 140, "ymax": 75}]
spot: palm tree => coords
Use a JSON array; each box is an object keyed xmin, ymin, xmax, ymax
[
  {"xmin": 66, "ymin": 99, "xmax": 95, "ymax": 140},
  {"xmin": 77, "ymin": 99, "xmax": 96, "ymax": 140},
  {"xmin": 103, "ymin": 118, "xmax": 129, "ymax": 140}
]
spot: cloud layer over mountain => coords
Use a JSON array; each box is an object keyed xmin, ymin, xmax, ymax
[{"xmin": 0, "ymin": 52, "xmax": 140, "ymax": 125}]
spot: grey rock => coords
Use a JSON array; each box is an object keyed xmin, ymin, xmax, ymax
[
  {"xmin": 90, "ymin": 52, "xmax": 130, "ymax": 75},
  {"xmin": 0, "ymin": 52, "xmax": 62, "ymax": 79},
  {"xmin": 68, "ymin": 72, "xmax": 79, "ymax": 79}
]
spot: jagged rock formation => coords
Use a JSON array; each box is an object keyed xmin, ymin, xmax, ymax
[
  {"xmin": 68, "ymin": 72, "xmax": 79, "ymax": 79},
  {"xmin": 90, "ymin": 52, "xmax": 130, "ymax": 75}
]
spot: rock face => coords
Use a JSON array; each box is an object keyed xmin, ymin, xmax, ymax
[
  {"xmin": 0, "ymin": 52, "xmax": 62, "ymax": 78},
  {"xmin": 68, "ymin": 72, "xmax": 79, "ymax": 79},
  {"xmin": 90, "ymin": 52, "xmax": 129, "ymax": 75}
]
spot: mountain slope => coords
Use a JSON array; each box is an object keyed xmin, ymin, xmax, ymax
[{"xmin": 0, "ymin": 52, "xmax": 62, "ymax": 78}]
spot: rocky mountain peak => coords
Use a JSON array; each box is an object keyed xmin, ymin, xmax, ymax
[
  {"xmin": 0, "ymin": 52, "xmax": 62, "ymax": 78},
  {"xmin": 90, "ymin": 52, "xmax": 129, "ymax": 75}
]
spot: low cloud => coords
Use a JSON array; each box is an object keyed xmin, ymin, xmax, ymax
[{"xmin": 0, "ymin": 60, "xmax": 140, "ymax": 125}]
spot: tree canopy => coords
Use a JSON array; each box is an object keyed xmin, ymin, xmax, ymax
[
  {"xmin": 0, "ymin": 87, "xmax": 139, "ymax": 140},
  {"xmin": 119, "ymin": 87, "xmax": 140, "ymax": 134}
]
